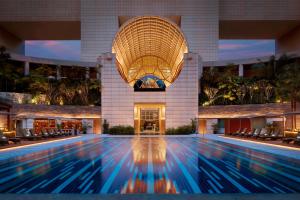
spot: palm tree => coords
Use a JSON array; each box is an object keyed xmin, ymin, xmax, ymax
[
  {"xmin": 29, "ymin": 64, "xmax": 59, "ymax": 104},
  {"xmin": 77, "ymin": 80, "xmax": 89, "ymax": 105},
  {"xmin": 203, "ymin": 86, "xmax": 219, "ymax": 105},
  {"xmin": 276, "ymin": 62, "xmax": 300, "ymax": 103},
  {"xmin": 75, "ymin": 79, "xmax": 101, "ymax": 105},
  {"xmin": 58, "ymin": 80, "xmax": 77, "ymax": 105}
]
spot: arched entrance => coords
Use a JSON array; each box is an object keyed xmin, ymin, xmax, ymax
[{"xmin": 112, "ymin": 16, "xmax": 188, "ymax": 87}]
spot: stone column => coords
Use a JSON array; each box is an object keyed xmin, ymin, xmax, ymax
[
  {"xmin": 100, "ymin": 53, "xmax": 134, "ymax": 130},
  {"xmin": 85, "ymin": 67, "xmax": 90, "ymax": 79},
  {"xmin": 198, "ymin": 58, "xmax": 203, "ymax": 94},
  {"xmin": 96, "ymin": 64, "xmax": 101, "ymax": 80},
  {"xmin": 166, "ymin": 53, "xmax": 199, "ymax": 129},
  {"xmin": 56, "ymin": 65, "xmax": 61, "ymax": 80},
  {"xmin": 24, "ymin": 61, "xmax": 30, "ymax": 76},
  {"xmin": 238, "ymin": 64, "xmax": 244, "ymax": 77}
]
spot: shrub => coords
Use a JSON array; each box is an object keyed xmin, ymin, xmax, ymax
[
  {"xmin": 165, "ymin": 125, "xmax": 194, "ymax": 135},
  {"xmin": 102, "ymin": 119, "xmax": 109, "ymax": 134},
  {"xmin": 108, "ymin": 125, "xmax": 134, "ymax": 135}
]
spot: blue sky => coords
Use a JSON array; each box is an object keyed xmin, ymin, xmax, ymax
[{"xmin": 25, "ymin": 40, "xmax": 275, "ymax": 61}]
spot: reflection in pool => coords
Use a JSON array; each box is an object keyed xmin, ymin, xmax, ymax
[{"xmin": 0, "ymin": 136, "xmax": 299, "ymax": 194}]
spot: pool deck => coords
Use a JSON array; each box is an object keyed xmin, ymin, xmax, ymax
[
  {"xmin": 201, "ymin": 134, "xmax": 300, "ymax": 160},
  {"xmin": 0, "ymin": 134, "xmax": 300, "ymax": 160},
  {"xmin": 0, "ymin": 134, "xmax": 97, "ymax": 160}
]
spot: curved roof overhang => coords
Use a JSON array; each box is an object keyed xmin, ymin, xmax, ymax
[{"xmin": 112, "ymin": 16, "xmax": 188, "ymax": 86}]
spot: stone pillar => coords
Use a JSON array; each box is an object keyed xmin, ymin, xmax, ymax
[
  {"xmin": 56, "ymin": 65, "xmax": 61, "ymax": 80},
  {"xmin": 238, "ymin": 64, "xmax": 244, "ymax": 77},
  {"xmin": 198, "ymin": 60, "xmax": 203, "ymax": 94},
  {"xmin": 96, "ymin": 64, "xmax": 101, "ymax": 80},
  {"xmin": 100, "ymin": 53, "xmax": 134, "ymax": 129},
  {"xmin": 24, "ymin": 61, "xmax": 30, "ymax": 76},
  {"xmin": 85, "ymin": 67, "xmax": 90, "ymax": 79},
  {"xmin": 166, "ymin": 53, "xmax": 199, "ymax": 129}
]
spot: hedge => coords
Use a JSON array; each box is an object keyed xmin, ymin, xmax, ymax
[
  {"xmin": 108, "ymin": 125, "xmax": 134, "ymax": 135},
  {"xmin": 165, "ymin": 125, "xmax": 194, "ymax": 135}
]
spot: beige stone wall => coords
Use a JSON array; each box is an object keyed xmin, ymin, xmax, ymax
[
  {"xmin": 0, "ymin": 0, "xmax": 80, "ymax": 21},
  {"xmin": 100, "ymin": 52, "xmax": 199, "ymax": 131},
  {"xmin": 1, "ymin": 0, "xmax": 299, "ymax": 22},
  {"xmin": 166, "ymin": 53, "xmax": 199, "ymax": 128},
  {"xmin": 220, "ymin": 0, "xmax": 300, "ymax": 20},
  {"xmin": 1, "ymin": 0, "xmax": 300, "ymax": 60},
  {"xmin": 100, "ymin": 53, "xmax": 134, "ymax": 126},
  {"xmin": 81, "ymin": 0, "xmax": 219, "ymax": 62}
]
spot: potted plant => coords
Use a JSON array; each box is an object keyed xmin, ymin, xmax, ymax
[{"xmin": 212, "ymin": 123, "xmax": 219, "ymax": 134}]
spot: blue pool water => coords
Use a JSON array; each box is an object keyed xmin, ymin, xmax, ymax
[{"xmin": 0, "ymin": 136, "xmax": 299, "ymax": 194}]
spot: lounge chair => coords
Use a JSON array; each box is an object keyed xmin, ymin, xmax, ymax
[
  {"xmin": 262, "ymin": 129, "xmax": 283, "ymax": 140},
  {"xmin": 47, "ymin": 129, "xmax": 56, "ymax": 137},
  {"xmin": 61, "ymin": 129, "xmax": 69, "ymax": 136},
  {"xmin": 244, "ymin": 129, "xmax": 256, "ymax": 137},
  {"xmin": 294, "ymin": 133, "xmax": 300, "ymax": 145},
  {"xmin": 54, "ymin": 129, "xmax": 63, "ymax": 137},
  {"xmin": 231, "ymin": 128, "xmax": 242, "ymax": 136},
  {"xmin": 258, "ymin": 128, "xmax": 271, "ymax": 139},
  {"xmin": 283, "ymin": 133, "xmax": 300, "ymax": 144},
  {"xmin": 20, "ymin": 129, "xmax": 40, "ymax": 140},
  {"xmin": 30, "ymin": 129, "xmax": 42, "ymax": 139},
  {"xmin": 238, "ymin": 128, "xmax": 248, "ymax": 137},
  {"xmin": 64, "ymin": 129, "xmax": 71, "ymax": 136},
  {"xmin": 60, "ymin": 129, "xmax": 65, "ymax": 136},
  {"xmin": 282, "ymin": 131, "xmax": 297, "ymax": 143},
  {"xmin": 282, "ymin": 137, "xmax": 294, "ymax": 143},
  {"xmin": 251, "ymin": 128, "xmax": 262, "ymax": 138},
  {"xmin": 0, "ymin": 131, "xmax": 9, "ymax": 145},
  {"xmin": 0, "ymin": 130, "xmax": 21, "ymax": 144},
  {"xmin": 41, "ymin": 129, "xmax": 49, "ymax": 138}
]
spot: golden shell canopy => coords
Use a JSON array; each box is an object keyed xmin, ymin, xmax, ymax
[{"xmin": 112, "ymin": 16, "xmax": 188, "ymax": 86}]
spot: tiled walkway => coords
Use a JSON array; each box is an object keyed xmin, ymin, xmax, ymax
[
  {"xmin": 0, "ymin": 135, "xmax": 98, "ymax": 161},
  {"xmin": 202, "ymin": 134, "xmax": 300, "ymax": 160}
]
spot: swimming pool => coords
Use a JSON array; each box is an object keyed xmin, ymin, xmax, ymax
[{"xmin": 0, "ymin": 136, "xmax": 299, "ymax": 194}]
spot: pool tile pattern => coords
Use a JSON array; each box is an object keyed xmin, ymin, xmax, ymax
[{"xmin": 0, "ymin": 137, "xmax": 299, "ymax": 194}]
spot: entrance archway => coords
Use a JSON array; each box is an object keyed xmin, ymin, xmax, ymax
[
  {"xmin": 134, "ymin": 104, "xmax": 165, "ymax": 134},
  {"xmin": 112, "ymin": 16, "xmax": 188, "ymax": 87}
]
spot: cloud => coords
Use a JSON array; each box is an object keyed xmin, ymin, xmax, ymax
[
  {"xmin": 219, "ymin": 43, "xmax": 248, "ymax": 50},
  {"xmin": 25, "ymin": 40, "xmax": 80, "ymax": 61},
  {"xmin": 218, "ymin": 40, "xmax": 275, "ymax": 60},
  {"xmin": 25, "ymin": 40, "xmax": 275, "ymax": 61}
]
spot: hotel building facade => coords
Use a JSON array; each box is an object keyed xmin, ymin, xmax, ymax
[{"xmin": 0, "ymin": 0, "xmax": 300, "ymax": 134}]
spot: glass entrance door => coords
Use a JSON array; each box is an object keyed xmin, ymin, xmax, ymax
[{"xmin": 140, "ymin": 108, "xmax": 160, "ymax": 134}]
